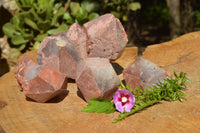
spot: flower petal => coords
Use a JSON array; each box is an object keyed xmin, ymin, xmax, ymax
[
  {"xmin": 113, "ymin": 90, "xmax": 121, "ymax": 102},
  {"xmin": 123, "ymin": 102, "xmax": 134, "ymax": 112},
  {"xmin": 115, "ymin": 101, "xmax": 124, "ymax": 113},
  {"xmin": 113, "ymin": 89, "xmax": 135, "ymax": 113}
]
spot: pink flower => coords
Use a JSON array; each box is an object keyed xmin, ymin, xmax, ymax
[{"xmin": 113, "ymin": 89, "xmax": 135, "ymax": 113}]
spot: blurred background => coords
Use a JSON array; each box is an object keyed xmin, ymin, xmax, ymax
[{"xmin": 0, "ymin": 0, "xmax": 200, "ymax": 76}]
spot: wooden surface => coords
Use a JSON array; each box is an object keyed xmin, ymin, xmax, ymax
[{"xmin": 0, "ymin": 32, "xmax": 200, "ymax": 132}]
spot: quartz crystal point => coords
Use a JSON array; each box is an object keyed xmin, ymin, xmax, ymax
[
  {"xmin": 37, "ymin": 30, "xmax": 87, "ymax": 79},
  {"xmin": 76, "ymin": 57, "xmax": 120, "ymax": 102},
  {"xmin": 15, "ymin": 56, "xmax": 68, "ymax": 102},
  {"xmin": 66, "ymin": 23, "xmax": 88, "ymax": 59},
  {"xmin": 123, "ymin": 58, "xmax": 169, "ymax": 91},
  {"xmin": 83, "ymin": 13, "xmax": 128, "ymax": 61}
]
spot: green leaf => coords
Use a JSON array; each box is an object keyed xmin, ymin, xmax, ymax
[
  {"xmin": 47, "ymin": 24, "xmax": 68, "ymax": 35},
  {"xmin": 24, "ymin": 18, "xmax": 40, "ymax": 31},
  {"xmin": 37, "ymin": 8, "xmax": 48, "ymax": 19},
  {"xmin": 63, "ymin": 12, "xmax": 75, "ymax": 24},
  {"xmin": 76, "ymin": 7, "xmax": 88, "ymax": 24},
  {"xmin": 122, "ymin": 15, "xmax": 128, "ymax": 21},
  {"xmin": 12, "ymin": 17, "xmax": 20, "ymax": 28},
  {"xmin": 20, "ymin": 0, "xmax": 34, "ymax": 6},
  {"xmin": 49, "ymin": 0, "xmax": 55, "ymax": 8},
  {"xmin": 2, "ymin": 23, "xmax": 20, "ymax": 37},
  {"xmin": 37, "ymin": 20, "xmax": 51, "ymax": 32},
  {"xmin": 70, "ymin": 2, "xmax": 80, "ymax": 17},
  {"xmin": 17, "ymin": 10, "xmax": 32, "ymax": 21},
  {"xmin": 18, "ymin": 44, "xmax": 26, "ymax": 51},
  {"xmin": 82, "ymin": 98, "xmax": 116, "ymax": 114},
  {"xmin": 174, "ymin": 72, "xmax": 178, "ymax": 78},
  {"xmin": 35, "ymin": 33, "xmax": 48, "ymax": 42},
  {"xmin": 32, "ymin": 41, "xmax": 40, "ymax": 50},
  {"xmin": 38, "ymin": 0, "xmax": 50, "ymax": 9},
  {"xmin": 180, "ymin": 72, "xmax": 184, "ymax": 78},
  {"xmin": 45, "ymin": 7, "xmax": 53, "ymax": 20},
  {"xmin": 128, "ymin": 2, "xmax": 141, "ymax": 11},
  {"xmin": 18, "ymin": 0, "xmax": 34, "ymax": 11},
  {"xmin": 11, "ymin": 35, "xmax": 29, "ymax": 45},
  {"xmin": 44, "ymin": 0, "xmax": 55, "ymax": 19},
  {"xmin": 29, "ymin": 7, "xmax": 41, "ymax": 21},
  {"xmin": 51, "ymin": 7, "xmax": 65, "ymax": 26},
  {"xmin": 111, "ymin": 11, "xmax": 122, "ymax": 19},
  {"xmin": 22, "ymin": 33, "xmax": 33, "ymax": 40},
  {"xmin": 88, "ymin": 12, "xmax": 99, "ymax": 21},
  {"xmin": 21, "ymin": 5, "xmax": 32, "ymax": 11},
  {"xmin": 105, "ymin": 103, "xmax": 116, "ymax": 114},
  {"xmin": 81, "ymin": 0, "xmax": 100, "ymax": 13}
]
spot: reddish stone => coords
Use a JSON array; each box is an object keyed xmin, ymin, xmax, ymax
[
  {"xmin": 15, "ymin": 56, "xmax": 68, "ymax": 102},
  {"xmin": 83, "ymin": 13, "xmax": 128, "ymax": 61},
  {"xmin": 25, "ymin": 65, "xmax": 68, "ymax": 103},
  {"xmin": 15, "ymin": 55, "xmax": 39, "ymax": 91},
  {"xmin": 66, "ymin": 23, "xmax": 88, "ymax": 59},
  {"xmin": 37, "ymin": 32, "xmax": 84, "ymax": 79},
  {"xmin": 123, "ymin": 58, "xmax": 168, "ymax": 91},
  {"xmin": 37, "ymin": 33, "xmax": 64, "ymax": 70},
  {"xmin": 76, "ymin": 57, "xmax": 120, "ymax": 102}
]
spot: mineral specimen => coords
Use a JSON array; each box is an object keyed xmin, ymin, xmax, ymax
[
  {"xmin": 37, "ymin": 31, "xmax": 84, "ymax": 79},
  {"xmin": 15, "ymin": 55, "xmax": 39, "ymax": 91},
  {"xmin": 15, "ymin": 56, "xmax": 68, "ymax": 102},
  {"xmin": 76, "ymin": 57, "xmax": 120, "ymax": 102},
  {"xmin": 66, "ymin": 23, "xmax": 88, "ymax": 59},
  {"xmin": 123, "ymin": 58, "xmax": 169, "ymax": 91},
  {"xmin": 83, "ymin": 13, "xmax": 128, "ymax": 61},
  {"xmin": 15, "ymin": 14, "xmax": 129, "ymax": 103}
]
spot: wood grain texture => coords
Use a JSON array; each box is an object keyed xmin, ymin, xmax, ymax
[{"xmin": 0, "ymin": 32, "xmax": 200, "ymax": 133}]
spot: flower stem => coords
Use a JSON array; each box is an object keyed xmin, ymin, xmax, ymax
[{"xmin": 112, "ymin": 99, "xmax": 160, "ymax": 123}]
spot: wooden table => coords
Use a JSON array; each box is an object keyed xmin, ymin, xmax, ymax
[{"xmin": 0, "ymin": 32, "xmax": 200, "ymax": 133}]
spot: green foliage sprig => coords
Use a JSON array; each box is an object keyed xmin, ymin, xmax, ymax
[{"xmin": 82, "ymin": 72, "xmax": 190, "ymax": 123}]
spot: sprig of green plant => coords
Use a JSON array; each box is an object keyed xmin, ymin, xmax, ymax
[
  {"xmin": 113, "ymin": 72, "xmax": 190, "ymax": 123},
  {"xmin": 82, "ymin": 72, "xmax": 190, "ymax": 123}
]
